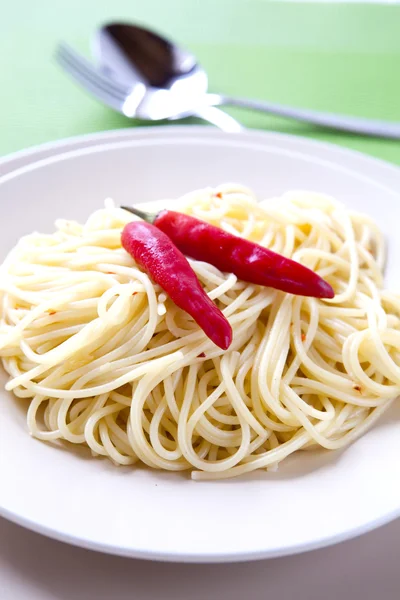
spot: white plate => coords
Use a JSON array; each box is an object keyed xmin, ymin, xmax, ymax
[{"xmin": 0, "ymin": 127, "xmax": 399, "ymax": 563}]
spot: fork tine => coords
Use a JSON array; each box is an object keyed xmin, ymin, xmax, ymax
[
  {"xmin": 55, "ymin": 43, "xmax": 128, "ymax": 94},
  {"xmin": 55, "ymin": 43, "xmax": 127, "ymax": 100},
  {"xmin": 55, "ymin": 47, "xmax": 126, "ymax": 113},
  {"xmin": 55, "ymin": 43, "xmax": 129, "ymax": 100}
]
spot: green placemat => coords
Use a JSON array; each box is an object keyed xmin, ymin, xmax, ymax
[{"xmin": 1, "ymin": 0, "xmax": 400, "ymax": 164}]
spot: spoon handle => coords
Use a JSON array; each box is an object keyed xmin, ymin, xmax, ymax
[
  {"xmin": 209, "ymin": 94, "xmax": 400, "ymax": 139},
  {"xmin": 193, "ymin": 106, "xmax": 243, "ymax": 133}
]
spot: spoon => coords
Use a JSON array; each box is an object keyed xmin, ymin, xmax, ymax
[
  {"xmin": 92, "ymin": 24, "xmax": 242, "ymax": 132},
  {"xmin": 93, "ymin": 22, "xmax": 400, "ymax": 139}
]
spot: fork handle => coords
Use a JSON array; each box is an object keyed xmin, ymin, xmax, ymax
[{"xmin": 208, "ymin": 93, "xmax": 400, "ymax": 139}]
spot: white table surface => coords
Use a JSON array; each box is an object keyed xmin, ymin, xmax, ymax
[{"xmin": 0, "ymin": 515, "xmax": 399, "ymax": 600}]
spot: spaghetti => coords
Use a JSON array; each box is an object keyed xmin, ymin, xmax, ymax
[{"xmin": 0, "ymin": 184, "xmax": 399, "ymax": 480}]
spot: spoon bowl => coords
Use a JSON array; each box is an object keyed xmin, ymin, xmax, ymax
[
  {"xmin": 94, "ymin": 23, "xmax": 207, "ymax": 93},
  {"xmin": 93, "ymin": 23, "xmax": 240, "ymax": 130}
]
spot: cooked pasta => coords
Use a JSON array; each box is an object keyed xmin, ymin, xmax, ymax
[{"xmin": 0, "ymin": 184, "xmax": 399, "ymax": 480}]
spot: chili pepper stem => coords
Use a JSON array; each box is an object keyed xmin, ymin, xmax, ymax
[{"xmin": 121, "ymin": 206, "xmax": 156, "ymax": 223}]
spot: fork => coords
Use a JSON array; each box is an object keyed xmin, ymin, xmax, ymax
[{"xmin": 54, "ymin": 43, "xmax": 243, "ymax": 133}]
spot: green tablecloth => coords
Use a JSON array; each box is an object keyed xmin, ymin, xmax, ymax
[{"xmin": 1, "ymin": 0, "xmax": 400, "ymax": 165}]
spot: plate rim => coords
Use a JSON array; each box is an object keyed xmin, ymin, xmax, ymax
[
  {"xmin": 2, "ymin": 125, "xmax": 400, "ymax": 180},
  {"xmin": 1, "ymin": 500, "xmax": 398, "ymax": 564}
]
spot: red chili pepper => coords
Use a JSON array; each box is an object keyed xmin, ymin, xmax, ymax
[
  {"xmin": 121, "ymin": 221, "xmax": 232, "ymax": 350},
  {"xmin": 121, "ymin": 208, "xmax": 335, "ymax": 299}
]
